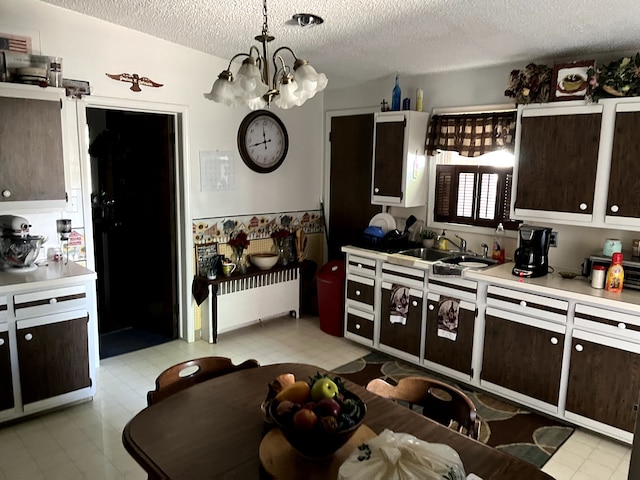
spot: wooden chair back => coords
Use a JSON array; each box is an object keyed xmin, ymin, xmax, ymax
[
  {"xmin": 147, "ymin": 356, "xmax": 260, "ymax": 406},
  {"xmin": 366, "ymin": 376, "xmax": 480, "ymax": 440}
]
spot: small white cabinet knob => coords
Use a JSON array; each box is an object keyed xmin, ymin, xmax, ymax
[
  {"xmin": 357, "ymin": 263, "xmax": 362, "ymax": 268},
  {"xmin": 49, "ymin": 298, "xmax": 57, "ymax": 305},
  {"xmin": 24, "ymin": 333, "xmax": 33, "ymax": 341},
  {"xmin": 374, "ymin": 187, "xmax": 380, "ymax": 193},
  {"xmin": 520, "ymin": 300, "xmax": 527, "ymax": 308},
  {"xmin": 575, "ymin": 344, "xmax": 584, "ymax": 352},
  {"xmin": 550, "ymin": 337, "xmax": 559, "ymax": 345},
  {"xmin": 0, "ymin": 338, "xmax": 4, "ymax": 346},
  {"xmin": 610, "ymin": 205, "xmax": 619, "ymax": 213},
  {"xmin": 579, "ymin": 203, "xmax": 588, "ymax": 211},
  {"xmin": 412, "ymin": 300, "xmax": 418, "ymax": 307},
  {"xmin": 1, "ymin": 190, "xmax": 10, "ymax": 198},
  {"xmin": 355, "ymin": 323, "xmax": 361, "ymax": 330},
  {"xmin": 355, "ymin": 290, "xmax": 361, "ymax": 296},
  {"xmin": 428, "ymin": 304, "xmax": 434, "ymax": 311},
  {"xmin": 618, "ymin": 323, "xmax": 627, "ymax": 329}
]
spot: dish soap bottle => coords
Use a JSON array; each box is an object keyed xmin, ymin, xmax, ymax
[
  {"xmin": 491, "ymin": 223, "xmax": 506, "ymax": 263},
  {"xmin": 391, "ymin": 74, "xmax": 401, "ymax": 111},
  {"xmin": 605, "ymin": 252, "xmax": 624, "ymax": 293}
]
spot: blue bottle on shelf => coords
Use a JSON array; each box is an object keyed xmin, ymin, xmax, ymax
[{"xmin": 391, "ymin": 75, "xmax": 401, "ymax": 111}]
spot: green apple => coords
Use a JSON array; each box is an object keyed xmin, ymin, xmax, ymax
[{"xmin": 310, "ymin": 378, "xmax": 339, "ymax": 402}]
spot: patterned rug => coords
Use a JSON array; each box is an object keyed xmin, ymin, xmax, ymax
[{"xmin": 332, "ymin": 351, "xmax": 574, "ymax": 469}]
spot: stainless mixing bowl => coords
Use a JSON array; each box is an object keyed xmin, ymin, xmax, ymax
[{"xmin": 0, "ymin": 236, "xmax": 44, "ymax": 268}]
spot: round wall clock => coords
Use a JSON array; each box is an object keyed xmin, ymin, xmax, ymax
[{"xmin": 237, "ymin": 110, "xmax": 289, "ymax": 173}]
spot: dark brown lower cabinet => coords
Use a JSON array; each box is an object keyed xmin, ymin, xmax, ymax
[
  {"xmin": 566, "ymin": 335, "xmax": 640, "ymax": 432},
  {"xmin": 0, "ymin": 329, "xmax": 13, "ymax": 411},
  {"xmin": 482, "ymin": 312, "xmax": 564, "ymax": 405},
  {"xmin": 379, "ymin": 286, "xmax": 423, "ymax": 357},
  {"xmin": 17, "ymin": 315, "xmax": 91, "ymax": 404},
  {"xmin": 425, "ymin": 299, "xmax": 474, "ymax": 375}
]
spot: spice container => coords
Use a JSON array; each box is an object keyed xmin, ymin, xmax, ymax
[{"xmin": 590, "ymin": 265, "xmax": 606, "ymax": 289}]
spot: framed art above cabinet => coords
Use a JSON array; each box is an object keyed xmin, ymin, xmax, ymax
[
  {"xmin": 0, "ymin": 83, "xmax": 68, "ymax": 211},
  {"xmin": 371, "ymin": 111, "xmax": 429, "ymax": 207}
]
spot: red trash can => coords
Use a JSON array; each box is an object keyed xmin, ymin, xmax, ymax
[{"xmin": 316, "ymin": 260, "xmax": 346, "ymax": 336}]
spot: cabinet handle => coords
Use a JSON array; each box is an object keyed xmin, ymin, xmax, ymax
[
  {"xmin": 412, "ymin": 300, "xmax": 418, "ymax": 307},
  {"xmin": 374, "ymin": 187, "xmax": 380, "ymax": 193},
  {"xmin": 1, "ymin": 190, "xmax": 10, "ymax": 198},
  {"xmin": 24, "ymin": 333, "xmax": 33, "ymax": 341},
  {"xmin": 428, "ymin": 304, "xmax": 434, "ymax": 311},
  {"xmin": 519, "ymin": 300, "xmax": 527, "ymax": 307},
  {"xmin": 575, "ymin": 344, "xmax": 583, "ymax": 352},
  {"xmin": 579, "ymin": 203, "xmax": 588, "ymax": 211},
  {"xmin": 355, "ymin": 323, "xmax": 361, "ymax": 330},
  {"xmin": 355, "ymin": 290, "xmax": 361, "ymax": 296},
  {"xmin": 0, "ymin": 338, "xmax": 4, "ymax": 346},
  {"xmin": 550, "ymin": 337, "xmax": 559, "ymax": 345},
  {"xmin": 49, "ymin": 298, "xmax": 57, "ymax": 305},
  {"xmin": 610, "ymin": 204, "xmax": 619, "ymax": 213},
  {"xmin": 356, "ymin": 263, "xmax": 362, "ymax": 268},
  {"xmin": 618, "ymin": 322, "xmax": 627, "ymax": 329}
]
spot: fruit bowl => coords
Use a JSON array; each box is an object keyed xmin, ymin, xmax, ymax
[
  {"xmin": 250, "ymin": 253, "xmax": 279, "ymax": 270},
  {"xmin": 265, "ymin": 374, "xmax": 367, "ymax": 458}
]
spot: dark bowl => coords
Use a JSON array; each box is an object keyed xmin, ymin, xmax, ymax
[{"xmin": 267, "ymin": 390, "xmax": 367, "ymax": 458}]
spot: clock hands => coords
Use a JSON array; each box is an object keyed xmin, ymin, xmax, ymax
[{"xmin": 248, "ymin": 138, "xmax": 272, "ymax": 148}]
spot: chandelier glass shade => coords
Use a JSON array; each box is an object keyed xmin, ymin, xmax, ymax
[{"xmin": 204, "ymin": 0, "xmax": 327, "ymax": 109}]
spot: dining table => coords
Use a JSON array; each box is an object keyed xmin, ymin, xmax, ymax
[{"xmin": 122, "ymin": 363, "xmax": 555, "ymax": 480}]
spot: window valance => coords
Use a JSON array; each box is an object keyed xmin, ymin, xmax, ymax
[{"xmin": 425, "ymin": 111, "xmax": 517, "ymax": 158}]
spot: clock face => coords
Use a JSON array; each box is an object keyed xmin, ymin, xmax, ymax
[{"xmin": 237, "ymin": 110, "xmax": 289, "ymax": 173}]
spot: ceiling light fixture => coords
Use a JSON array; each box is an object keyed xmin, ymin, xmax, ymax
[{"xmin": 204, "ymin": 0, "xmax": 328, "ymax": 110}]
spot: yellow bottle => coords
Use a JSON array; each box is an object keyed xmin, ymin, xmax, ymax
[{"xmin": 605, "ymin": 252, "xmax": 624, "ymax": 293}]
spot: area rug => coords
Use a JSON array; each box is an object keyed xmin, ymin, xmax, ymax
[
  {"xmin": 332, "ymin": 351, "xmax": 574, "ymax": 469},
  {"xmin": 99, "ymin": 327, "xmax": 173, "ymax": 359}
]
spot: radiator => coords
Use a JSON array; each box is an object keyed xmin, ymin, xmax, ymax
[{"xmin": 201, "ymin": 267, "xmax": 300, "ymax": 342}]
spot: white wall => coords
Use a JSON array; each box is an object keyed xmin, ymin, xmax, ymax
[
  {"xmin": 1, "ymin": 0, "xmax": 324, "ymax": 340},
  {"xmin": 324, "ymin": 60, "xmax": 640, "ymax": 273}
]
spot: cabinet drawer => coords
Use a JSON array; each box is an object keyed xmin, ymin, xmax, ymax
[
  {"xmin": 381, "ymin": 262, "xmax": 425, "ymax": 289},
  {"xmin": 575, "ymin": 304, "xmax": 640, "ymax": 341},
  {"xmin": 486, "ymin": 285, "xmax": 567, "ymax": 323},
  {"xmin": 0, "ymin": 296, "xmax": 7, "ymax": 321},
  {"xmin": 346, "ymin": 276, "xmax": 374, "ymax": 309},
  {"xmin": 427, "ymin": 277, "xmax": 477, "ymax": 303},
  {"xmin": 346, "ymin": 308, "xmax": 374, "ymax": 341},
  {"xmin": 347, "ymin": 255, "xmax": 376, "ymax": 277},
  {"xmin": 14, "ymin": 285, "xmax": 87, "ymax": 319}
]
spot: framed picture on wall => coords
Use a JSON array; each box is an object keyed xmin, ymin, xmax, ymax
[{"xmin": 551, "ymin": 60, "xmax": 594, "ymax": 101}]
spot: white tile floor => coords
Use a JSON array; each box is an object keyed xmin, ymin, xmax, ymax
[{"xmin": 0, "ymin": 314, "xmax": 632, "ymax": 479}]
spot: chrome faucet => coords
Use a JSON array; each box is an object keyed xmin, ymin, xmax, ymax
[
  {"xmin": 481, "ymin": 243, "xmax": 489, "ymax": 258},
  {"xmin": 437, "ymin": 231, "xmax": 467, "ymax": 252}
]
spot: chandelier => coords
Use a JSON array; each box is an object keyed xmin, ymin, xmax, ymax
[{"xmin": 204, "ymin": 0, "xmax": 328, "ymax": 110}]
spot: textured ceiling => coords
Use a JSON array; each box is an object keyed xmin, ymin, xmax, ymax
[{"xmin": 41, "ymin": 0, "xmax": 640, "ymax": 89}]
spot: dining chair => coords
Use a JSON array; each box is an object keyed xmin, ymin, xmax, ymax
[
  {"xmin": 147, "ymin": 356, "xmax": 260, "ymax": 405},
  {"xmin": 366, "ymin": 376, "xmax": 480, "ymax": 440}
]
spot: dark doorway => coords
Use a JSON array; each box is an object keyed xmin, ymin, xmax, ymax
[
  {"xmin": 86, "ymin": 108, "xmax": 178, "ymax": 358},
  {"xmin": 328, "ymin": 113, "xmax": 381, "ymax": 259}
]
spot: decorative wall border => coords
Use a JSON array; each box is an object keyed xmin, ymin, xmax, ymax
[{"xmin": 192, "ymin": 209, "xmax": 325, "ymax": 245}]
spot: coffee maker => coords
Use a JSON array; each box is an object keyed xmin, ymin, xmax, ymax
[{"xmin": 512, "ymin": 224, "xmax": 553, "ymax": 278}]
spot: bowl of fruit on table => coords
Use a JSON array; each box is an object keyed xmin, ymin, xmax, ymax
[{"xmin": 265, "ymin": 373, "xmax": 367, "ymax": 458}]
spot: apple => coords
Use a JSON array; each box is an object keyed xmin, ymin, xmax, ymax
[
  {"xmin": 276, "ymin": 400, "xmax": 299, "ymax": 417},
  {"xmin": 310, "ymin": 378, "xmax": 339, "ymax": 402},
  {"xmin": 292, "ymin": 408, "xmax": 318, "ymax": 431},
  {"xmin": 315, "ymin": 398, "xmax": 341, "ymax": 418}
]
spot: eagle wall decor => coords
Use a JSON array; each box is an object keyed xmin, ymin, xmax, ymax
[{"xmin": 105, "ymin": 72, "xmax": 163, "ymax": 92}]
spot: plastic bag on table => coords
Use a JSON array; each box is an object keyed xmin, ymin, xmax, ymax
[{"xmin": 338, "ymin": 429, "xmax": 466, "ymax": 480}]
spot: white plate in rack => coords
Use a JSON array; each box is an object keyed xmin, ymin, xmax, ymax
[{"xmin": 368, "ymin": 213, "xmax": 396, "ymax": 233}]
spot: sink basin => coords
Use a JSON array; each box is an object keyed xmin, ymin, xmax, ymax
[
  {"xmin": 397, "ymin": 248, "xmax": 455, "ymax": 261},
  {"xmin": 440, "ymin": 254, "xmax": 499, "ymax": 267}
]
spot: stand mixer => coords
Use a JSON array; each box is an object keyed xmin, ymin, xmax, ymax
[{"xmin": 0, "ymin": 215, "xmax": 44, "ymax": 272}]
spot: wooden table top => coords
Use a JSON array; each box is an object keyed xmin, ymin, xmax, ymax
[{"xmin": 123, "ymin": 363, "xmax": 554, "ymax": 480}]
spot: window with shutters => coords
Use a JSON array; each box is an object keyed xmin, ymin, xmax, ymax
[{"xmin": 433, "ymin": 150, "xmax": 520, "ymax": 230}]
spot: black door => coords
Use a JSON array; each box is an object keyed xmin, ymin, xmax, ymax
[{"xmin": 87, "ymin": 108, "xmax": 178, "ymax": 357}]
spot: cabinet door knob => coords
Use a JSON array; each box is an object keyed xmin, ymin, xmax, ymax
[
  {"xmin": 618, "ymin": 322, "xmax": 627, "ymax": 329},
  {"xmin": 428, "ymin": 304, "xmax": 434, "ymax": 311},
  {"xmin": 355, "ymin": 290, "xmax": 361, "ymax": 296},
  {"xmin": 610, "ymin": 204, "xmax": 619, "ymax": 213},
  {"xmin": 374, "ymin": 187, "xmax": 380, "ymax": 193},
  {"xmin": 356, "ymin": 263, "xmax": 362, "ymax": 268},
  {"xmin": 355, "ymin": 323, "xmax": 361, "ymax": 330},
  {"xmin": 550, "ymin": 337, "xmax": 559, "ymax": 345},
  {"xmin": 49, "ymin": 298, "xmax": 57, "ymax": 305},
  {"xmin": 0, "ymin": 338, "xmax": 4, "ymax": 346},
  {"xmin": 24, "ymin": 333, "xmax": 33, "ymax": 341},
  {"xmin": 1, "ymin": 190, "xmax": 10, "ymax": 198},
  {"xmin": 412, "ymin": 300, "xmax": 418, "ymax": 307},
  {"xmin": 579, "ymin": 203, "xmax": 588, "ymax": 211},
  {"xmin": 575, "ymin": 344, "xmax": 583, "ymax": 352},
  {"xmin": 520, "ymin": 300, "xmax": 527, "ymax": 307}
]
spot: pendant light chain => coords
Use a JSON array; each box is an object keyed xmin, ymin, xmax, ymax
[{"xmin": 262, "ymin": 0, "xmax": 269, "ymax": 37}]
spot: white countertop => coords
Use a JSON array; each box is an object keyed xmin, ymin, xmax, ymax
[
  {"xmin": 466, "ymin": 262, "xmax": 640, "ymax": 313},
  {"xmin": 0, "ymin": 261, "xmax": 96, "ymax": 293}
]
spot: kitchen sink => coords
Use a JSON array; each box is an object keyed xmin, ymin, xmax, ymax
[
  {"xmin": 440, "ymin": 254, "xmax": 499, "ymax": 267},
  {"xmin": 397, "ymin": 248, "xmax": 455, "ymax": 261}
]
